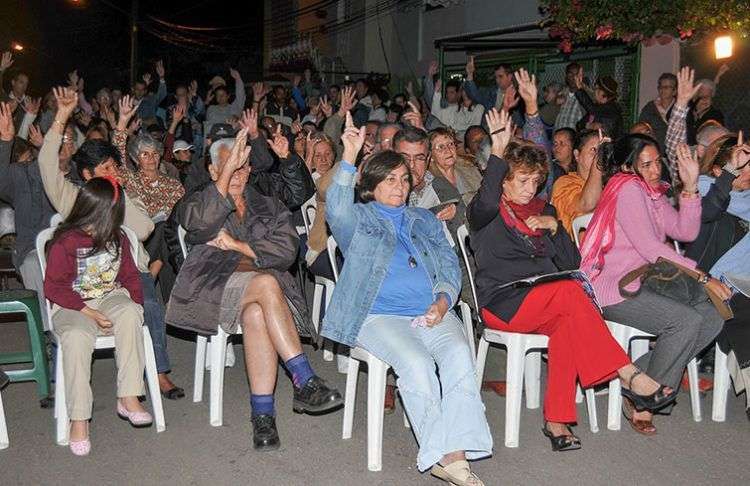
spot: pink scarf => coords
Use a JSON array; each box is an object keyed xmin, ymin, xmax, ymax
[{"xmin": 579, "ymin": 173, "xmax": 669, "ymax": 280}]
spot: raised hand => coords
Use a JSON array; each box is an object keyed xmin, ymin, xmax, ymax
[
  {"xmin": 142, "ymin": 72, "xmax": 152, "ymax": 86},
  {"xmin": 155, "ymin": 60, "xmax": 165, "ymax": 79},
  {"xmin": 341, "ymin": 111, "xmax": 366, "ymax": 163},
  {"xmin": 268, "ymin": 124, "xmax": 290, "ymax": 159},
  {"xmin": 428, "ymin": 60, "xmax": 438, "ymax": 78},
  {"xmin": 238, "ymin": 108, "xmax": 259, "ymax": 138},
  {"xmin": 338, "ymin": 85, "xmax": 356, "ymax": 116},
  {"xmin": 466, "ymin": 55, "xmax": 476, "ymax": 80},
  {"xmin": 0, "ymin": 52, "xmax": 13, "ymax": 71},
  {"xmin": 502, "ymin": 84, "xmax": 519, "ymax": 111},
  {"xmin": 229, "ymin": 68, "xmax": 241, "ymax": 81},
  {"xmin": 22, "ymin": 97, "xmax": 41, "ymax": 116},
  {"xmin": 117, "ymin": 94, "xmax": 141, "ymax": 130},
  {"xmin": 28, "ymin": 123, "xmax": 43, "ymax": 147},
  {"xmin": 53, "ymin": 86, "xmax": 79, "ymax": 123},
  {"xmin": 319, "ymin": 96, "xmax": 333, "ymax": 118},
  {"xmin": 676, "ymin": 143, "xmax": 699, "ymax": 191},
  {"xmin": 252, "ymin": 82, "xmax": 269, "ymax": 102},
  {"xmin": 676, "ymin": 66, "xmax": 702, "ymax": 108},
  {"xmin": 485, "ymin": 108, "xmax": 513, "ymax": 157},
  {"xmin": 514, "ymin": 68, "xmax": 538, "ymax": 114},
  {"xmin": 0, "ymin": 102, "xmax": 15, "ymax": 141}
]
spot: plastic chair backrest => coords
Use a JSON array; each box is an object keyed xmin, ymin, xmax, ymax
[
  {"xmin": 301, "ymin": 197, "xmax": 317, "ymax": 236},
  {"xmin": 456, "ymin": 225, "xmax": 480, "ymax": 315},
  {"xmin": 326, "ymin": 235, "xmax": 339, "ymax": 282},
  {"xmin": 177, "ymin": 225, "xmax": 188, "ymax": 259},
  {"xmin": 571, "ymin": 213, "xmax": 593, "ymax": 249}
]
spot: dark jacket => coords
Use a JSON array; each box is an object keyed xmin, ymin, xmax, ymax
[
  {"xmin": 575, "ymin": 89, "xmax": 623, "ymax": 139},
  {"xmin": 164, "ymin": 152, "xmax": 314, "ymax": 272},
  {"xmin": 467, "ymin": 154, "xmax": 580, "ymax": 322},
  {"xmin": 0, "ymin": 139, "xmax": 57, "ymax": 268},
  {"xmin": 684, "ymin": 170, "xmax": 747, "ymax": 272},
  {"xmin": 165, "ymin": 182, "xmax": 311, "ymax": 337}
]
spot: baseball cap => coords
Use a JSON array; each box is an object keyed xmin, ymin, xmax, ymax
[
  {"xmin": 209, "ymin": 123, "xmax": 236, "ymax": 140},
  {"xmin": 172, "ymin": 140, "xmax": 195, "ymax": 153}
]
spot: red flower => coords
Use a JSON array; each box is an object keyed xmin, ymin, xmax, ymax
[{"xmin": 595, "ymin": 24, "xmax": 613, "ymax": 40}]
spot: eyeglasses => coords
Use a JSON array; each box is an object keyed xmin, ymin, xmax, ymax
[{"xmin": 433, "ymin": 141, "xmax": 456, "ymax": 152}]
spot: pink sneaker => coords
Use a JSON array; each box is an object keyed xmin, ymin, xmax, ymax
[
  {"xmin": 116, "ymin": 401, "xmax": 153, "ymax": 428},
  {"xmin": 69, "ymin": 438, "xmax": 91, "ymax": 456}
]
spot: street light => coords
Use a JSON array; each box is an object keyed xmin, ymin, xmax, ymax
[{"xmin": 714, "ymin": 35, "xmax": 733, "ymax": 60}]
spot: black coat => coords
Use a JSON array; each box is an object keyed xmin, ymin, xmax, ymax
[
  {"xmin": 684, "ymin": 170, "xmax": 747, "ymax": 272},
  {"xmin": 467, "ymin": 155, "xmax": 580, "ymax": 322}
]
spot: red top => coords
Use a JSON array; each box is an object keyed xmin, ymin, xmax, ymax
[{"xmin": 43, "ymin": 229, "xmax": 144, "ymax": 310}]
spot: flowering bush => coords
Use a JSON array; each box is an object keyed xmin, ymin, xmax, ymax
[{"xmin": 541, "ymin": 0, "xmax": 750, "ymax": 52}]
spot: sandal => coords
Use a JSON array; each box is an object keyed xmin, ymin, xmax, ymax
[
  {"xmin": 622, "ymin": 397, "xmax": 657, "ymax": 436},
  {"xmin": 541, "ymin": 423, "xmax": 581, "ymax": 452},
  {"xmin": 621, "ymin": 368, "xmax": 678, "ymax": 412}
]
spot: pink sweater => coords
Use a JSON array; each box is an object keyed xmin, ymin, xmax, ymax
[{"xmin": 593, "ymin": 180, "xmax": 701, "ymax": 307}]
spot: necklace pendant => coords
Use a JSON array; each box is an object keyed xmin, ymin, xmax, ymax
[{"xmin": 408, "ymin": 255, "xmax": 417, "ymax": 268}]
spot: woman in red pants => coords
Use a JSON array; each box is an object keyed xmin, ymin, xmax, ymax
[{"xmin": 467, "ymin": 107, "xmax": 678, "ymax": 451}]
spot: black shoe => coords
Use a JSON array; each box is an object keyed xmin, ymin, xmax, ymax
[
  {"xmin": 251, "ymin": 414, "xmax": 280, "ymax": 451},
  {"xmin": 542, "ymin": 423, "xmax": 581, "ymax": 452},
  {"xmin": 621, "ymin": 369, "xmax": 679, "ymax": 412},
  {"xmin": 292, "ymin": 376, "xmax": 344, "ymax": 415}
]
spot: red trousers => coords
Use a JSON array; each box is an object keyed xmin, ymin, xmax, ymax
[{"xmin": 481, "ymin": 280, "xmax": 629, "ymax": 423}]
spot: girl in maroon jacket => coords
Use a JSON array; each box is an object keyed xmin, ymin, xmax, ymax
[{"xmin": 44, "ymin": 177, "xmax": 150, "ymax": 456}]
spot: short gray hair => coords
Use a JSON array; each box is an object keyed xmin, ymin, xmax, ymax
[
  {"xmin": 128, "ymin": 133, "xmax": 164, "ymax": 163},
  {"xmin": 209, "ymin": 138, "xmax": 235, "ymax": 166}
]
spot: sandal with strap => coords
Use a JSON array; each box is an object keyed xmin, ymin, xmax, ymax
[
  {"xmin": 621, "ymin": 368, "xmax": 678, "ymax": 412},
  {"xmin": 541, "ymin": 423, "xmax": 581, "ymax": 452},
  {"xmin": 622, "ymin": 397, "xmax": 657, "ymax": 436}
]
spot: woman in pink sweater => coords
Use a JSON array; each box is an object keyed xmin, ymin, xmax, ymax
[{"xmin": 581, "ymin": 134, "xmax": 725, "ymax": 435}]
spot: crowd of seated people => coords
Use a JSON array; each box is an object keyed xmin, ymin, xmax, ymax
[{"xmin": 1, "ymin": 45, "xmax": 749, "ymax": 485}]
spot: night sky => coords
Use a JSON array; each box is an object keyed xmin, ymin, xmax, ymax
[{"xmin": 0, "ymin": 0, "xmax": 264, "ymax": 96}]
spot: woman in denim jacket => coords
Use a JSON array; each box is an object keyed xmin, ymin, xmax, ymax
[{"xmin": 322, "ymin": 113, "xmax": 492, "ymax": 486}]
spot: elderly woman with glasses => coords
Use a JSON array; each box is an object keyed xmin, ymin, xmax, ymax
[{"xmin": 322, "ymin": 113, "xmax": 492, "ymax": 485}]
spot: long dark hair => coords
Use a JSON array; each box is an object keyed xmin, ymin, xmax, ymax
[
  {"xmin": 52, "ymin": 177, "xmax": 125, "ymax": 257},
  {"xmin": 359, "ymin": 151, "xmax": 412, "ymax": 203},
  {"xmin": 598, "ymin": 133, "xmax": 661, "ymax": 184}
]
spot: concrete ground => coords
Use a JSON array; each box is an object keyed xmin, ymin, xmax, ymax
[{"xmin": 1, "ymin": 315, "xmax": 749, "ymax": 486}]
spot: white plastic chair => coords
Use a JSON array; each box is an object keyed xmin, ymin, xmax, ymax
[
  {"xmin": 457, "ymin": 224, "xmax": 598, "ymax": 447},
  {"xmin": 571, "ymin": 214, "xmax": 702, "ymax": 427},
  {"xmin": 0, "ymin": 387, "xmax": 8, "ymax": 449},
  {"xmin": 177, "ymin": 226, "xmax": 238, "ymax": 419},
  {"xmin": 36, "ymin": 226, "xmax": 165, "ymax": 445}
]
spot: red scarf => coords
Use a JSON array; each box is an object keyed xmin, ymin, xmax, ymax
[
  {"xmin": 499, "ymin": 195, "xmax": 547, "ymax": 237},
  {"xmin": 580, "ymin": 173, "xmax": 669, "ymax": 280}
]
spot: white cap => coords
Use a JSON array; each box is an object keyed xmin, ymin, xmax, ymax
[{"xmin": 172, "ymin": 140, "xmax": 194, "ymax": 153}]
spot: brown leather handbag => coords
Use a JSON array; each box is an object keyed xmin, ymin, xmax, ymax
[{"xmin": 618, "ymin": 257, "xmax": 733, "ymax": 320}]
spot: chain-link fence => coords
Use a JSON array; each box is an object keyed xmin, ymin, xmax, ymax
[{"xmin": 682, "ymin": 37, "xmax": 750, "ymax": 136}]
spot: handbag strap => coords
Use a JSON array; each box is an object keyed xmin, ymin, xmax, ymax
[{"xmin": 618, "ymin": 263, "xmax": 651, "ymax": 298}]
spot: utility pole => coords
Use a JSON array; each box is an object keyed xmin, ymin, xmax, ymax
[{"xmin": 129, "ymin": 0, "xmax": 139, "ymax": 87}]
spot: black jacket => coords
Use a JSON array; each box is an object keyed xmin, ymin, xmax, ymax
[
  {"xmin": 164, "ymin": 152, "xmax": 314, "ymax": 272},
  {"xmin": 467, "ymin": 155, "xmax": 580, "ymax": 322},
  {"xmin": 684, "ymin": 170, "xmax": 747, "ymax": 272}
]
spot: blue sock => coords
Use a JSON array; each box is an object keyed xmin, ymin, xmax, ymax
[
  {"xmin": 250, "ymin": 394, "xmax": 275, "ymax": 417},
  {"xmin": 285, "ymin": 353, "xmax": 315, "ymax": 388}
]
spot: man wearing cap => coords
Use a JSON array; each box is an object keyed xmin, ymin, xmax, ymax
[
  {"xmin": 205, "ymin": 68, "xmax": 245, "ymax": 143},
  {"xmin": 573, "ymin": 70, "xmax": 624, "ymax": 138}
]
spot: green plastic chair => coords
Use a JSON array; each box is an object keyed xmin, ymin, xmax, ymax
[{"xmin": 0, "ymin": 289, "xmax": 52, "ymax": 407}]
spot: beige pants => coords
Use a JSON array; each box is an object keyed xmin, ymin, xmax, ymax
[{"xmin": 53, "ymin": 288, "xmax": 145, "ymax": 420}]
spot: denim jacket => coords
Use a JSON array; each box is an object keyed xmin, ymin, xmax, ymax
[{"xmin": 321, "ymin": 162, "xmax": 461, "ymax": 346}]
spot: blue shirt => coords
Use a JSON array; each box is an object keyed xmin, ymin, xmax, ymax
[{"xmin": 369, "ymin": 202, "xmax": 434, "ymax": 317}]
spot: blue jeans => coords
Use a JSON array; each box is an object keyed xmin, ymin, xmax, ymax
[
  {"xmin": 357, "ymin": 312, "xmax": 493, "ymax": 471},
  {"xmin": 140, "ymin": 273, "xmax": 170, "ymax": 374}
]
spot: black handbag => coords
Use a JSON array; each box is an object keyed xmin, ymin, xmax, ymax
[{"xmin": 618, "ymin": 257, "xmax": 733, "ymax": 320}]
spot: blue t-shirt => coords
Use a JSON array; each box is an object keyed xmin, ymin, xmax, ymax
[{"xmin": 369, "ymin": 202, "xmax": 434, "ymax": 317}]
